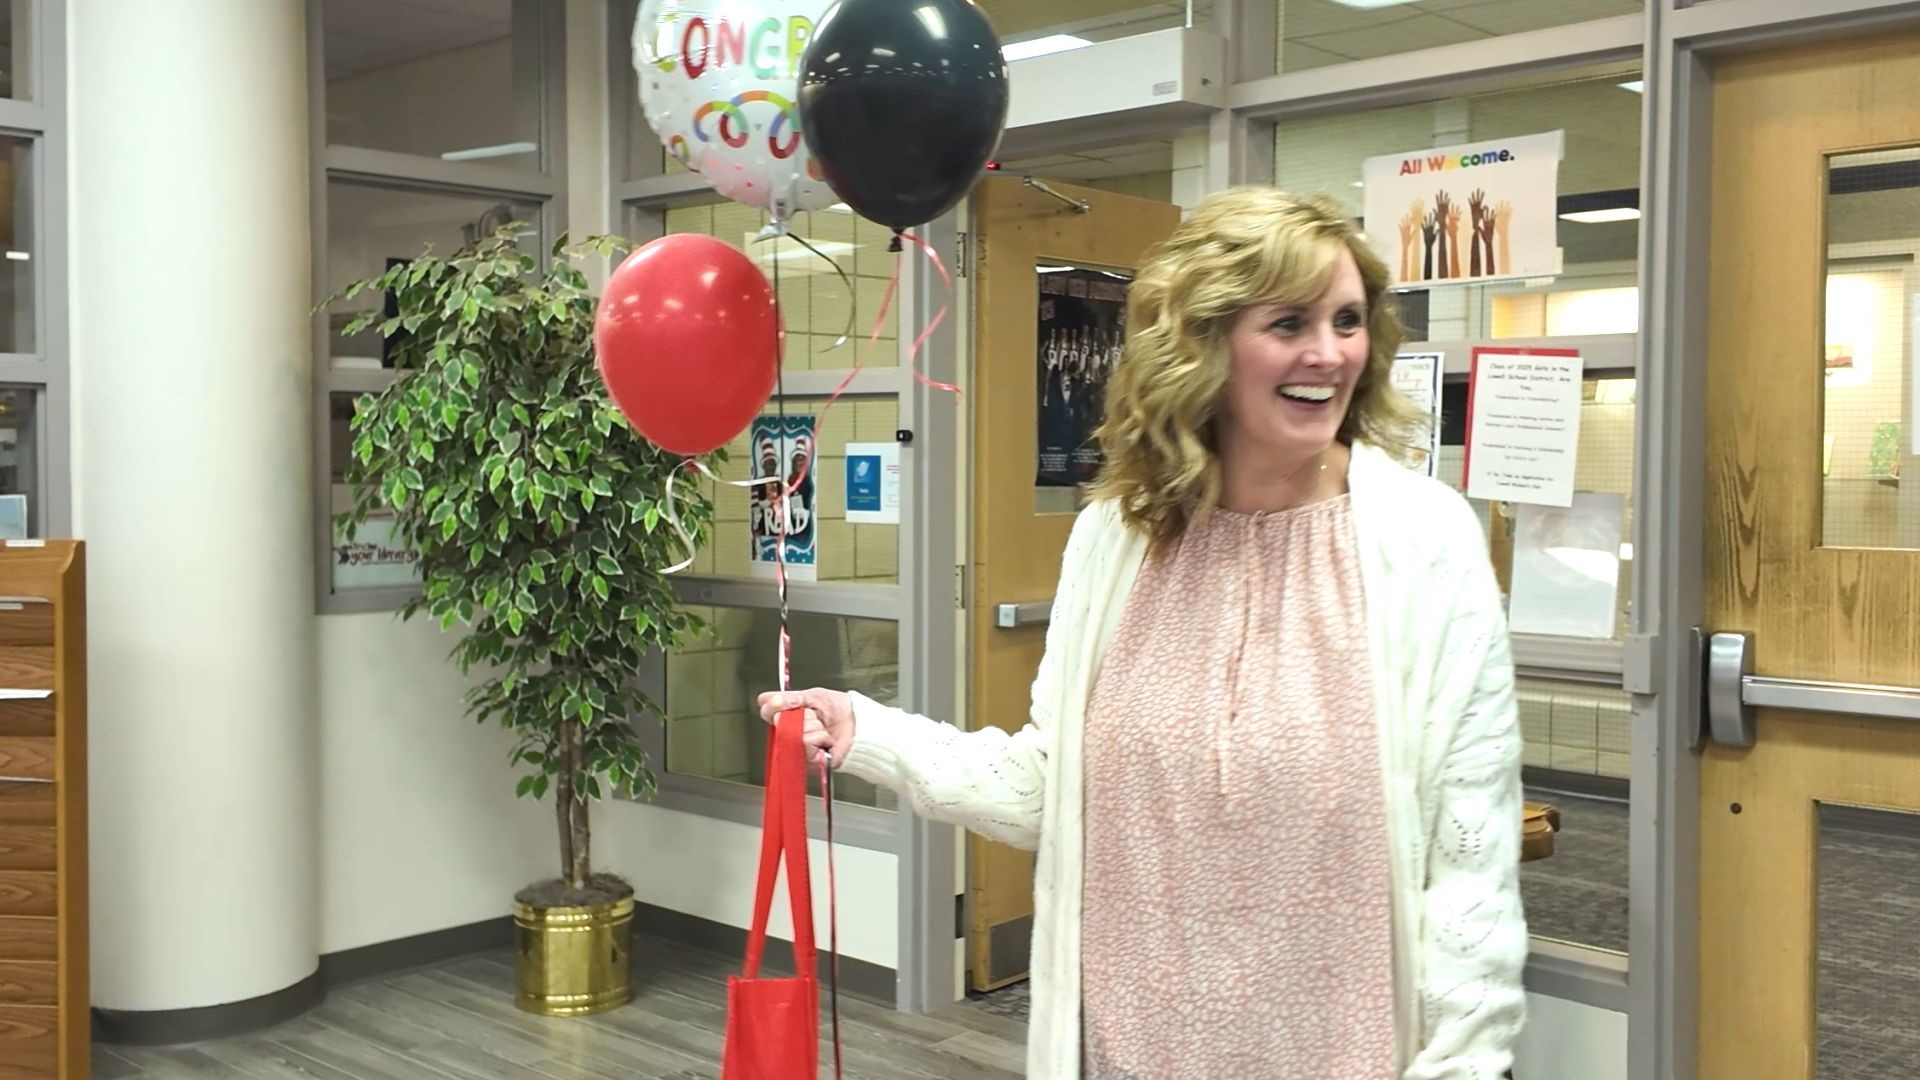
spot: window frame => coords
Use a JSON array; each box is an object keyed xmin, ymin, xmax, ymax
[
  {"xmin": 307, "ymin": 0, "xmax": 570, "ymax": 616},
  {"xmin": 0, "ymin": 0, "xmax": 70, "ymax": 541}
]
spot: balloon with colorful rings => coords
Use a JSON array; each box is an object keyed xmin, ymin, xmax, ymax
[{"xmin": 633, "ymin": 0, "xmax": 841, "ymax": 222}]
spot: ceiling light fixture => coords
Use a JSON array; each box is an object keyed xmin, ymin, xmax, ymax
[
  {"xmin": 441, "ymin": 141, "xmax": 539, "ymax": 162},
  {"xmin": 1617, "ymin": 80, "xmax": 1645, "ymax": 93},
  {"xmin": 1559, "ymin": 207, "xmax": 1641, "ymax": 224},
  {"xmin": 1002, "ymin": 34, "xmax": 1092, "ymax": 62}
]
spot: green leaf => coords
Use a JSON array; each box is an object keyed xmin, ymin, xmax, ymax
[
  {"xmin": 597, "ymin": 555, "xmax": 622, "ymax": 576},
  {"xmin": 591, "ymin": 574, "xmax": 609, "ymax": 601},
  {"xmin": 507, "ymin": 608, "xmax": 525, "ymax": 635},
  {"xmin": 589, "ymin": 477, "xmax": 614, "ymax": 497},
  {"xmin": 516, "ymin": 775, "xmax": 535, "ymax": 798},
  {"xmin": 643, "ymin": 505, "xmax": 661, "ymax": 533},
  {"xmin": 532, "ymin": 775, "xmax": 549, "ymax": 799},
  {"xmin": 399, "ymin": 467, "xmax": 424, "ymax": 491}
]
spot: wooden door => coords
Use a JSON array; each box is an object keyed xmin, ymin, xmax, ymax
[
  {"xmin": 1701, "ymin": 33, "xmax": 1920, "ymax": 1079},
  {"xmin": 967, "ymin": 176, "xmax": 1180, "ymax": 990}
]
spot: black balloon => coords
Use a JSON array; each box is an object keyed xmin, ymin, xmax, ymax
[{"xmin": 798, "ymin": 0, "xmax": 1009, "ymax": 237}]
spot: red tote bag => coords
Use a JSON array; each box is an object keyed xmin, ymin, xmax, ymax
[{"xmin": 722, "ymin": 708, "xmax": 823, "ymax": 1080}]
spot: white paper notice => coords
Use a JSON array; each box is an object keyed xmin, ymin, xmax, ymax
[
  {"xmin": 1509, "ymin": 493, "xmax": 1624, "ymax": 639},
  {"xmin": 1390, "ymin": 352, "xmax": 1445, "ymax": 476},
  {"xmin": 844, "ymin": 442, "xmax": 901, "ymax": 525},
  {"xmin": 1464, "ymin": 349, "xmax": 1584, "ymax": 507}
]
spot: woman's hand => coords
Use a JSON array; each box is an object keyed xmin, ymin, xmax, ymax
[{"xmin": 756, "ymin": 688, "xmax": 856, "ymax": 769}]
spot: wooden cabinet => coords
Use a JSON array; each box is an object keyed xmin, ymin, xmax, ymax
[{"xmin": 0, "ymin": 542, "xmax": 84, "ymax": 1080}]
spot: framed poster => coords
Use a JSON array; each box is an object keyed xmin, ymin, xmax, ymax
[
  {"xmin": 1390, "ymin": 351, "xmax": 1445, "ymax": 477},
  {"xmin": 748, "ymin": 413, "xmax": 818, "ymax": 582},
  {"xmin": 1037, "ymin": 266, "xmax": 1131, "ymax": 488},
  {"xmin": 1463, "ymin": 346, "xmax": 1585, "ymax": 507},
  {"xmin": 1363, "ymin": 130, "xmax": 1565, "ymax": 289}
]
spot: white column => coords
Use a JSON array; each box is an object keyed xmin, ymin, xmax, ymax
[{"xmin": 70, "ymin": 0, "xmax": 318, "ymax": 1010}]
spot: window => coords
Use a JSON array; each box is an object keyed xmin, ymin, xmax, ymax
[
  {"xmin": 312, "ymin": 0, "xmax": 566, "ymax": 611},
  {"xmin": 1280, "ymin": 76, "xmax": 1642, "ymax": 959},
  {"xmin": 1275, "ymin": 0, "xmax": 1641, "ymax": 74},
  {"xmin": 0, "ymin": 3, "xmax": 63, "ymax": 537},
  {"xmin": 321, "ymin": 0, "xmax": 550, "ymax": 170}
]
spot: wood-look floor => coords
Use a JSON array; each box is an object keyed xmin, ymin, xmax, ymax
[{"xmin": 93, "ymin": 939, "xmax": 1025, "ymax": 1080}]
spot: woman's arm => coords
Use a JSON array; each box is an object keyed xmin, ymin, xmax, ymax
[
  {"xmin": 1406, "ymin": 505, "xmax": 1529, "ymax": 1080},
  {"xmin": 839, "ymin": 694, "xmax": 1051, "ymax": 850}
]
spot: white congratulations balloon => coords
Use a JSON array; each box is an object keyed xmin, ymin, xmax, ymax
[{"xmin": 633, "ymin": 0, "xmax": 841, "ymax": 220}]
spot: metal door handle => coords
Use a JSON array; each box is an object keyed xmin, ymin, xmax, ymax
[
  {"xmin": 994, "ymin": 602, "xmax": 1052, "ymax": 629},
  {"xmin": 1705, "ymin": 631, "xmax": 1920, "ymax": 747}
]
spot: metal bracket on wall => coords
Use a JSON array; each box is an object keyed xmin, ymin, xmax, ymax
[{"xmin": 1024, "ymin": 177, "xmax": 1092, "ymax": 214}]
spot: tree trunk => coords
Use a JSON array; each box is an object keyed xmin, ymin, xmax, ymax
[{"xmin": 556, "ymin": 720, "xmax": 591, "ymax": 889}]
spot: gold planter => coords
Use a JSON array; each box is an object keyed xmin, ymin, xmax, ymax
[{"xmin": 513, "ymin": 895, "xmax": 634, "ymax": 1016}]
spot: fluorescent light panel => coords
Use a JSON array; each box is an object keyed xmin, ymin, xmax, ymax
[
  {"xmin": 1559, "ymin": 207, "xmax": 1641, "ymax": 224},
  {"xmin": 1327, "ymin": 0, "xmax": 1423, "ymax": 8},
  {"xmin": 1003, "ymin": 35, "xmax": 1092, "ymax": 62},
  {"xmin": 1618, "ymin": 80, "xmax": 1644, "ymax": 93},
  {"xmin": 440, "ymin": 141, "xmax": 539, "ymax": 162}
]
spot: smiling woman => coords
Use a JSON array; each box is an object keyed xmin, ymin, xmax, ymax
[{"xmin": 758, "ymin": 185, "xmax": 1527, "ymax": 1078}]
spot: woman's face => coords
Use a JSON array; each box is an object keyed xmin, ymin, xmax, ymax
[{"xmin": 1218, "ymin": 248, "xmax": 1371, "ymax": 462}]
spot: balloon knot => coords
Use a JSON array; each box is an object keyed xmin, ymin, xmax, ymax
[{"xmin": 888, "ymin": 232, "xmax": 904, "ymax": 253}]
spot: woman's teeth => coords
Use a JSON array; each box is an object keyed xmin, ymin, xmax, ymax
[{"xmin": 1277, "ymin": 384, "xmax": 1336, "ymax": 403}]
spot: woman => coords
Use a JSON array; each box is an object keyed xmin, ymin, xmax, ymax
[{"xmin": 760, "ymin": 187, "xmax": 1527, "ymax": 1078}]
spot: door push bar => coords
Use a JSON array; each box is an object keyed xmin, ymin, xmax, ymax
[
  {"xmin": 1705, "ymin": 631, "xmax": 1920, "ymax": 748},
  {"xmin": 994, "ymin": 602, "xmax": 1053, "ymax": 629}
]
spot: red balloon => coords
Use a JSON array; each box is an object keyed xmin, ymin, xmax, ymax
[{"xmin": 594, "ymin": 234, "xmax": 782, "ymax": 456}]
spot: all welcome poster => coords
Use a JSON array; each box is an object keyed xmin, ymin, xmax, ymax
[{"xmin": 1363, "ymin": 131, "xmax": 1564, "ymax": 289}]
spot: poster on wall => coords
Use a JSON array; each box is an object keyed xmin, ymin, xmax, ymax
[
  {"xmin": 748, "ymin": 414, "xmax": 818, "ymax": 582},
  {"xmin": 1463, "ymin": 347, "xmax": 1585, "ymax": 508},
  {"xmin": 1390, "ymin": 351, "xmax": 1446, "ymax": 477},
  {"xmin": 1037, "ymin": 266, "xmax": 1131, "ymax": 488},
  {"xmin": 844, "ymin": 441, "xmax": 901, "ymax": 525},
  {"xmin": 333, "ymin": 515, "xmax": 420, "ymax": 589},
  {"xmin": 1363, "ymin": 130, "xmax": 1565, "ymax": 290},
  {"xmin": 1509, "ymin": 493, "xmax": 1624, "ymax": 639}
]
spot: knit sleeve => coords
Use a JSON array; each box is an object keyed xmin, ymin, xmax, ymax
[
  {"xmin": 1405, "ymin": 503, "xmax": 1530, "ymax": 1080},
  {"xmin": 834, "ymin": 502, "xmax": 1113, "ymax": 851}
]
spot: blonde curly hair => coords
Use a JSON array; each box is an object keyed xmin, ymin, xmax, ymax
[{"xmin": 1089, "ymin": 186, "xmax": 1423, "ymax": 548}]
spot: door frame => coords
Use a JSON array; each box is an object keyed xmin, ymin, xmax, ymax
[{"xmin": 1638, "ymin": 4, "xmax": 1920, "ymax": 1078}]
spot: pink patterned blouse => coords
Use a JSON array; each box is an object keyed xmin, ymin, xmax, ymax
[{"xmin": 1080, "ymin": 495, "xmax": 1397, "ymax": 1079}]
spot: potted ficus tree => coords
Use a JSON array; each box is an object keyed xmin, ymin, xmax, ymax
[{"xmin": 324, "ymin": 226, "xmax": 717, "ymax": 1016}]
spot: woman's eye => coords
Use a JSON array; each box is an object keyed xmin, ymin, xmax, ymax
[
  {"xmin": 1269, "ymin": 316, "xmax": 1300, "ymax": 334},
  {"xmin": 1335, "ymin": 310, "xmax": 1364, "ymax": 332}
]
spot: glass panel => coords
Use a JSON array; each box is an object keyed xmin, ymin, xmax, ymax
[
  {"xmin": 978, "ymin": 0, "xmax": 1210, "ymax": 54},
  {"xmin": 1277, "ymin": 0, "xmax": 1640, "ymax": 74},
  {"xmin": 0, "ymin": 135, "xmax": 35, "ymax": 354},
  {"xmin": 679, "ymin": 395, "xmax": 900, "ymax": 584},
  {"xmin": 1516, "ymin": 676, "xmax": 1630, "ymax": 955},
  {"xmin": 327, "ymin": 391, "xmax": 421, "ymax": 592},
  {"xmin": 1437, "ymin": 376, "xmax": 1637, "ymax": 640},
  {"xmin": 322, "ymin": 0, "xmax": 546, "ymax": 168},
  {"xmin": 0, "ymin": 386, "xmax": 38, "ymax": 538},
  {"xmin": 0, "ymin": 4, "xmax": 27, "ymax": 100},
  {"xmin": 1815, "ymin": 802, "xmax": 1920, "ymax": 1079},
  {"xmin": 1819, "ymin": 149, "xmax": 1920, "ymax": 549},
  {"xmin": 325, "ymin": 180, "xmax": 542, "ymax": 369},
  {"xmin": 665, "ymin": 200, "xmax": 901, "ymax": 368},
  {"xmin": 1275, "ymin": 74, "xmax": 1644, "ymax": 342},
  {"xmin": 667, "ymin": 605, "xmax": 900, "ymax": 810}
]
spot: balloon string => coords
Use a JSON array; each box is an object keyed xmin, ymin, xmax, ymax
[
  {"xmin": 659, "ymin": 459, "xmax": 775, "ymax": 576},
  {"xmin": 891, "ymin": 230, "xmax": 963, "ymax": 397}
]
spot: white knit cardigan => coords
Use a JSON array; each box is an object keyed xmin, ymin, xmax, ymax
[{"xmin": 841, "ymin": 442, "xmax": 1529, "ymax": 1079}]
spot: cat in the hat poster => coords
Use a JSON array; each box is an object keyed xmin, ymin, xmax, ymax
[{"xmin": 747, "ymin": 413, "xmax": 818, "ymax": 582}]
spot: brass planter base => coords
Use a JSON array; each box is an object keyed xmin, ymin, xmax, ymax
[{"xmin": 513, "ymin": 895, "xmax": 635, "ymax": 1016}]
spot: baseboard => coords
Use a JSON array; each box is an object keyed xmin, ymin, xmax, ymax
[
  {"xmin": 91, "ymin": 970, "xmax": 326, "ymax": 1048},
  {"xmin": 92, "ymin": 901, "xmax": 898, "ymax": 1046},
  {"xmin": 1524, "ymin": 767, "xmax": 1630, "ymax": 803},
  {"xmin": 632, "ymin": 902, "xmax": 897, "ymax": 1004}
]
